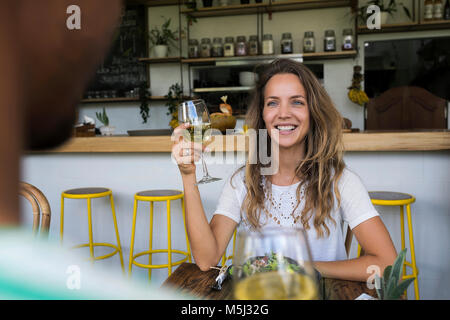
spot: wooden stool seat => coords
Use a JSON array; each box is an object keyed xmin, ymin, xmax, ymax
[
  {"xmin": 136, "ymin": 190, "xmax": 183, "ymax": 198},
  {"xmin": 369, "ymin": 191, "xmax": 414, "ymax": 202},
  {"xmin": 63, "ymin": 187, "xmax": 110, "ymax": 196}
]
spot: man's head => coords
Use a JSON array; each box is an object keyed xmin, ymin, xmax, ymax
[{"xmin": 12, "ymin": 0, "xmax": 122, "ymax": 149}]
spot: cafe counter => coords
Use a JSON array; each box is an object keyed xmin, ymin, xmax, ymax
[{"xmin": 43, "ymin": 131, "xmax": 450, "ymax": 153}]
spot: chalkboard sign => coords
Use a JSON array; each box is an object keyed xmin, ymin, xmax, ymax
[{"xmin": 83, "ymin": 5, "xmax": 148, "ymax": 99}]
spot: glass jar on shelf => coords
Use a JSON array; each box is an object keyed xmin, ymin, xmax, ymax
[
  {"xmin": 224, "ymin": 36, "xmax": 235, "ymax": 57},
  {"xmin": 188, "ymin": 39, "xmax": 199, "ymax": 58},
  {"xmin": 324, "ymin": 30, "xmax": 336, "ymax": 52},
  {"xmin": 342, "ymin": 29, "xmax": 354, "ymax": 51},
  {"xmin": 262, "ymin": 34, "xmax": 274, "ymax": 55},
  {"xmin": 303, "ymin": 31, "xmax": 315, "ymax": 53},
  {"xmin": 235, "ymin": 36, "xmax": 247, "ymax": 56},
  {"xmin": 280, "ymin": 32, "xmax": 293, "ymax": 54},
  {"xmin": 248, "ymin": 35, "xmax": 259, "ymax": 55},
  {"xmin": 212, "ymin": 37, "xmax": 224, "ymax": 57},
  {"xmin": 200, "ymin": 38, "xmax": 211, "ymax": 58}
]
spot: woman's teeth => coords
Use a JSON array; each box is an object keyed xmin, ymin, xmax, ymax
[{"xmin": 276, "ymin": 125, "xmax": 297, "ymax": 131}]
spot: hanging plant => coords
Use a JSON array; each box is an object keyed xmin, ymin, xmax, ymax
[
  {"xmin": 139, "ymin": 84, "xmax": 150, "ymax": 123},
  {"xmin": 348, "ymin": 65, "xmax": 369, "ymax": 106},
  {"xmin": 165, "ymin": 83, "xmax": 184, "ymax": 129}
]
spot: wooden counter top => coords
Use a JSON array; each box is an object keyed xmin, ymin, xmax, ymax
[{"xmin": 40, "ymin": 131, "xmax": 450, "ymax": 153}]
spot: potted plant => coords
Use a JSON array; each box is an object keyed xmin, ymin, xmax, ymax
[
  {"xmin": 165, "ymin": 83, "xmax": 184, "ymax": 130},
  {"xmin": 96, "ymin": 107, "xmax": 115, "ymax": 136},
  {"xmin": 374, "ymin": 248, "xmax": 415, "ymax": 300},
  {"xmin": 148, "ymin": 17, "xmax": 178, "ymax": 58},
  {"xmin": 357, "ymin": 0, "xmax": 411, "ymax": 25}
]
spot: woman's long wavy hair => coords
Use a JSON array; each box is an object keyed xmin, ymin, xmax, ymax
[{"xmin": 234, "ymin": 58, "xmax": 345, "ymax": 238}]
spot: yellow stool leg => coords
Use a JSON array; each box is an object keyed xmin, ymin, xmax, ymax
[
  {"xmin": 128, "ymin": 198, "xmax": 138, "ymax": 277},
  {"xmin": 167, "ymin": 200, "xmax": 172, "ymax": 276},
  {"xmin": 60, "ymin": 195, "xmax": 65, "ymax": 244},
  {"xmin": 87, "ymin": 198, "xmax": 95, "ymax": 263},
  {"xmin": 148, "ymin": 201, "xmax": 154, "ymax": 282},
  {"xmin": 181, "ymin": 197, "xmax": 191, "ymax": 263},
  {"xmin": 406, "ymin": 203, "xmax": 420, "ymax": 300},
  {"xmin": 110, "ymin": 194, "xmax": 125, "ymax": 273},
  {"xmin": 400, "ymin": 205, "xmax": 407, "ymax": 281}
]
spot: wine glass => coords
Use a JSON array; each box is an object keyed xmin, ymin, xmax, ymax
[
  {"xmin": 232, "ymin": 227, "xmax": 320, "ymax": 300},
  {"xmin": 178, "ymin": 99, "xmax": 222, "ymax": 185}
]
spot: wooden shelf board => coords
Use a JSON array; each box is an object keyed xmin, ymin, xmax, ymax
[
  {"xmin": 126, "ymin": 0, "xmax": 181, "ymax": 7},
  {"xmin": 181, "ymin": 0, "xmax": 351, "ymax": 18},
  {"xmin": 268, "ymin": 0, "xmax": 351, "ymax": 12},
  {"xmin": 181, "ymin": 3, "xmax": 266, "ymax": 18},
  {"xmin": 193, "ymin": 86, "xmax": 253, "ymax": 93},
  {"xmin": 182, "ymin": 51, "xmax": 355, "ymax": 65},
  {"xmin": 357, "ymin": 20, "xmax": 450, "ymax": 34},
  {"xmin": 302, "ymin": 50, "xmax": 357, "ymax": 60},
  {"xmin": 139, "ymin": 57, "xmax": 183, "ymax": 63},
  {"xmin": 80, "ymin": 96, "xmax": 167, "ymax": 104}
]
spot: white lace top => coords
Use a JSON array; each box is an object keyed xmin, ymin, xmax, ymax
[{"xmin": 213, "ymin": 167, "xmax": 379, "ymax": 262}]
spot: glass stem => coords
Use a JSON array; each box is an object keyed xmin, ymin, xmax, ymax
[{"xmin": 201, "ymin": 153, "xmax": 210, "ymax": 178}]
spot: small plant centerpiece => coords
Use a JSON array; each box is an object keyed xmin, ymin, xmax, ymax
[
  {"xmin": 165, "ymin": 83, "xmax": 184, "ymax": 130},
  {"xmin": 148, "ymin": 17, "xmax": 178, "ymax": 58},
  {"xmin": 375, "ymin": 248, "xmax": 415, "ymax": 300},
  {"xmin": 357, "ymin": 0, "xmax": 411, "ymax": 25},
  {"xmin": 96, "ymin": 107, "xmax": 115, "ymax": 136}
]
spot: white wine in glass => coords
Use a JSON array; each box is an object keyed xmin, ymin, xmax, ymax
[
  {"xmin": 232, "ymin": 227, "xmax": 319, "ymax": 300},
  {"xmin": 178, "ymin": 99, "xmax": 221, "ymax": 185}
]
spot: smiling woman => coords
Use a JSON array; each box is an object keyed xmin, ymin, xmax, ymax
[{"xmin": 172, "ymin": 58, "xmax": 397, "ymax": 283}]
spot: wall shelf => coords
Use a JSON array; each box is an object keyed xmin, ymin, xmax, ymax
[
  {"xmin": 80, "ymin": 96, "xmax": 167, "ymax": 104},
  {"xmin": 127, "ymin": 0, "xmax": 181, "ymax": 7},
  {"xmin": 139, "ymin": 57, "xmax": 184, "ymax": 63},
  {"xmin": 357, "ymin": 20, "xmax": 450, "ymax": 34},
  {"xmin": 193, "ymin": 86, "xmax": 253, "ymax": 93},
  {"xmin": 182, "ymin": 51, "xmax": 356, "ymax": 66},
  {"xmin": 181, "ymin": 0, "xmax": 352, "ymax": 18}
]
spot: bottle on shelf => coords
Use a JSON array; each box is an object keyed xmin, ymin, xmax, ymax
[
  {"xmin": 323, "ymin": 30, "xmax": 336, "ymax": 52},
  {"xmin": 280, "ymin": 32, "xmax": 293, "ymax": 54},
  {"xmin": 342, "ymin": 29, "xmax": 354, "ymax": 51},
  {"xmin": 262, "ymin": 34, "xmax": 274, "ymax": 55},
  {"xmin": 224, "ymin": 37, "xmax": 235, "ymax": 57},
  {"xmin": 445, "ymin": 0, "xmax": 450, "ymax": 19},
  {"xmin": 424, "ymin": 0, "xmax": 434, "ymax": 21},
  {"xmin": 433, "ymin": 0, "xmax": 444, "ymax": 19},
  {"xmin": 303, "ymin": 31, "xmax": 315, "ymax": 53},
  {"xmin": 248, "ymin": 35, "xmax": 259, "ymax": 56}
]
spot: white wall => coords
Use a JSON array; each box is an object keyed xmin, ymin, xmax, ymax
[{"xmin": 21, "ymin": 150, "xmax": 450, "ymax": 299}]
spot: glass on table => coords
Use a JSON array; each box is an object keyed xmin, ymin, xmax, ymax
[{"xmin": 232, "ymin": 227, "xmax": 319, "ymax": 300}]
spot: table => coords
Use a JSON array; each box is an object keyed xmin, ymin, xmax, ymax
[{"xmin": 162, "ymin": 262, "xmax": 378, "ymax": 300}]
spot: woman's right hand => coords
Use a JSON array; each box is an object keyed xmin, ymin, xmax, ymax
[{"xmin": 172, "ymin": 123, "xmax": 204, "ymax": 177}]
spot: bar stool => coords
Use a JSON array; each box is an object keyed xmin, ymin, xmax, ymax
[
  {"xmin": 60, "ymin": 187, "xmax": 124, "ymax": 272},
  {"xmin": 357, "ymin": 191, "xmax": 419, "ymax": 300},
  {"xmin": 128, "ymin": 190, "xmax": 191, "ymax": 281}
]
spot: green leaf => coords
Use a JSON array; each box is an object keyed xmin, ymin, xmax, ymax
[
  {"xmin": 383, "ymin": 265, "xmax": 392, "ymax": 282},
  {"xmin": 391, "ymin": 248, "xmax": 407, "ymax": 286},
  {"xmin": 402, "ymin": 6, "xmax": 412, "ymax": 19},
  {"xmin": 375, "ymin": 274, "xmax": 384, "ymax": 300},
  {"xmin": 388, "ymin": 278, "xmax": 415, "ymax": 300}
]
